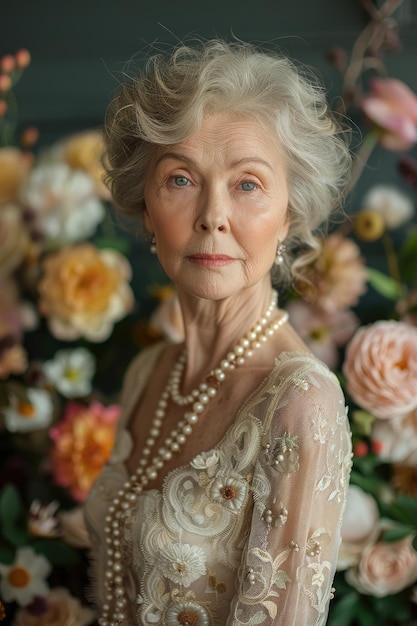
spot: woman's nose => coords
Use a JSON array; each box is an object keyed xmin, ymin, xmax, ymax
[{"xmin": 195, "ymin": 189, "xmax": 229, "ymax": 233}]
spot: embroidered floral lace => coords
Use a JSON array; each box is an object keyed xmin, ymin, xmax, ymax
[{"xmin": 84, "ymin": 343, "xmax": 352, "ymax": 625}]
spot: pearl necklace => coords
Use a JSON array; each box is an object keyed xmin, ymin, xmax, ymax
[{"xmin": 99, "ymin": 290, "xmax": 288, "ymax": 626}]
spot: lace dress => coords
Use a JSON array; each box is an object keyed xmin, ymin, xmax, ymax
[{"xmin": 84, "ymin": 342, "xmax": 352, "ymax": 625}]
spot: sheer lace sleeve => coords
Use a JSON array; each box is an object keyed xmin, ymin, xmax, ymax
[{"xmin": 227, "ymin": 355, "xmax": 352, "ymax": 626}]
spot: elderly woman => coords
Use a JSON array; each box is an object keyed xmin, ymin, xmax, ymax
[{"xmin": 84, "ymin": 39, "xmax": 352, "ymax": 625}]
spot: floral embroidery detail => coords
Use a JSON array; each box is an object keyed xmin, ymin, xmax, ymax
[
  {"xmin": 165, "ymin": 600, "xmax": 211, "ymax": 626},
  {"xmin": 305, "ymin": 529, "xmax": 331, "ymax": 559},
  {"xmin": 297, "ymin": 560, "xmax": 333, "ymax": 614},
  {"xmin": 157, "ymin": 543, "xmax": 206, "ymax": 587},
  {"xmin": 191, "ymin": 450, "xmax": 220, "ymax": 474},
  {"xmin": 261, "ymin": 504, "xmax": 288, "ymax": 529},
  {"xmin": 209, "ymin": 471, "xmax": 248, "ymax": 511},
  {"xmin": 266, "ymin": 432, "xmax": 299, "ymax": 474}
]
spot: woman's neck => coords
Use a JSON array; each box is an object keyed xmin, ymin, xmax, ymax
[{"xmin": 177, "ymin": 282, "xmax": 278, "ymax": 392}]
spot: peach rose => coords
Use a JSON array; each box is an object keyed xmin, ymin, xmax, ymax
[
  {"xmin": 298, "ymin": 233, "xmax": 368, "ymax": 314},
  {"xmin": 12, "ymin": 587, "xmax": 95, "ymax": 626},
  {"xmin": 0, "ymin": 204, "xmax": 30, "ymax": 278},
  {"xmin": 338, "ymin": 485, "xmax": 380, "ymax": 570},
  {"xmin": 361, "ymin": 78, "xmax": 417, "ymax": 151},
  {"xmin": 38, "ymin": 243, "xmax": 134, "ymax": 342},
  {"xmin": 49, "ymin": 401, "xmax": 121, "ymax": 502},
  {"xmin": 343, "ymin": 321, "xmax": 417, "ymax": 418},
  {"xmin": 0, "ymin": 148, "xmax": 32, "ymax": 205},
  {"xmin": 63, "ymin": 130, "xmax": 110, "ymax": 199},
  {"xmin": 346, "ymin": 536, "xmax": 417, "ymax": 596}
]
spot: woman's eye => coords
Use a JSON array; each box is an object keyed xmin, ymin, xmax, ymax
[
  {"xmin": 172, "ymin": 175, "xmax": 190, "ymax": 187},
  {"xmin": 239, "ymin": 181, "xmax": 257, "ymax": 191}
]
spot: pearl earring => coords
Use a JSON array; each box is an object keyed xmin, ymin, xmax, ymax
[
  {"xmin": 274, "ymin": 242, "xmax": 286, "ymax": 266},
  {"xmin": 150, "ymin": 235, "xmax": 157, "ymax": 254}
]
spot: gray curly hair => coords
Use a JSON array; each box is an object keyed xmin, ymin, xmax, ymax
[{"xmin": 103, "ymin": 38, "xmax": 352, "ymax": 286}]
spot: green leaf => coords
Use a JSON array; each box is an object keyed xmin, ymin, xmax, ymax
[
  {"xmin": 94, "ymin": 237, "xmax": 130, "ymax": 255},
  {"xmin": 0, "ymin": 484, "xmax": 29, "ymax": 547},
  {"xmin": 381, "ymin": 525, "xmax": 415, "ymax": 543},
  {"xmin": 0, "ymin": 546, "xmax": 15, "ymax": 565},
  {"xmin": 327, "ymin": 592, "xmax": 360, "ymax": 626},
  {"xmin": 366, "ymin": 267, "xmax": 403, "ymax": 300},
  {"xmin": 30, "ymin": 539, "xmax": 80, "ymax": 565},
  {"xmin": 356, "ymin": 602, "xmax": 379, "ymax": 626},
  {"xmin": 0, "ymin": 484, "xmax": 22, "ymax": 521}
]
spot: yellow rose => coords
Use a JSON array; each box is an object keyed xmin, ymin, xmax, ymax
[
  {"xmin": 0, "ymin": 204, "xmax": 30, "ymax": 278},
  {"xmin": 38, "ymin": 243, "xmax": 134, "ymax": 341},
  {"xmin": 63, "ymin": 131, "xmax": 110, "ymax": 199},
  {"xmin": 0, "ymin": 148, "xmax": 32, "ymax": 205}
]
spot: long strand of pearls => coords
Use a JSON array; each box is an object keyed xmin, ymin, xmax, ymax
[{"xmin": 99, "ymin": 290, "xmax": 288, "ymax": 626}]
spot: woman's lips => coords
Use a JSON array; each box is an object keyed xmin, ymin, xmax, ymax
[{"xmin": 188, "ymin": 254, "xmax": 235, "ymax": 267}]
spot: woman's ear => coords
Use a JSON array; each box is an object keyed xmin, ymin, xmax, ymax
[
  {"xmin": 280, "ymin": 208, "xmax": 290, "ymax": 242},
  {"xmin": 143, "ymin": 204, "xmax": 153, "ymax": 234}
]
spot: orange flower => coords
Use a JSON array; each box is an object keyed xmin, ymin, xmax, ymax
[
  {"xmin": 49, "ymin": 401, "xmax": 121, "ymax": 502},
  {"xmin": 0, "ymin": 205, "xmax": 30, "ymax": 278},
  {"xmin": 361, "ymin": 78, "xmax": 417, "ymax": 151},
  {"xmin": 38, "ymin": 243, "xmax": 134, "ymax": 342}
]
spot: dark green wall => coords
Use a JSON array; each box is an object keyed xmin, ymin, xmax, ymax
[{"xmin": 3, "ymin": 2, "xmax": 417, "ymax": 174}]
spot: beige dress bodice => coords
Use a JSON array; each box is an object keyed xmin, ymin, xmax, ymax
[{"xmin": 84, "ymin": 342, "xmax": 352, "ymax": 625}]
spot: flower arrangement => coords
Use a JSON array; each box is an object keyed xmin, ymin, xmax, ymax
[
  {"xmin": 0, "ymin": 50, "xmax": 135, "ymax": 624},
  {"xmin": 0, "ymin": 0, "xmax": 417, "ymax": 624}
]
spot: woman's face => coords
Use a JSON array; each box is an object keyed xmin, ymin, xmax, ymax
[{"xmin": 144, "ymin": 111, "xmax": 290, "ymax": 301}]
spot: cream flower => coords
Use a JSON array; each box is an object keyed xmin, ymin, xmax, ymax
[
  {"xmin": 191, "ymin": 450, "xmax": 220, "ymax": 472},
  {"xmin": 43, "ymin": 348, "xmax": 96, "ymax": 398},
  {"xmin": 0, "ymin": 547, "xmax": 51, "ymax": 606},
  {"xmin": 298, "ymin": 232, "xmax": 368, "ymax": 314},
  {"xmin": 28, "ymin": 500, "xmax": 60, "ymax": 537},
  {"xmin": 361, "ymin": 184, "xmax": 414, "ymax": 229},
  {"xmin": 38, "ymin": 243, "xmax": 134, "ymax": 342},
  {"xmin": 12, "ymin": 586, "xmax": 95, "ymax": 625},
  {"xmin": 3, "ymin": 388, "xmax": 54, "ymax": 432},
  {"xmin": 286, "ymin": 300, "xmax": 359, "ymax": 369},
  {"xmin": 346, "ymin": 536, "xmax": 417, "ymax": 597},
  {"xmin": 338, "ymin": 485, "xmax": 380, "ymax": 570},
  {"xmin": 157, "ymin": 543, "xmax": 206, "ymax": 586},
  {"xmin": 371, "ymin": 407, "xmax": 417, "ymax": 465},
  {"xmin": 210, "ymin": 471, "xmax": 248, "ymax": 512},
  {"xmin": 21, "ymin": 162, "xmax": 105, "ymax": 244},
  {"xmin": 343, "ymin": 320, "xmax": 417, "ymax": 419},
  {"xmin": 165, "ymin": 600, "xmax": 211, "ymax": 626},
  {"xmin": 149, "ymin": 291, "xmax": 184, "ymax": 343},
  {"xmin": 0, "ymin": 204, "xmax": 30, "ymax": 278}
]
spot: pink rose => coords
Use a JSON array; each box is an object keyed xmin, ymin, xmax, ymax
[
  {"xmin": 361, "ymin": 78, "xmax": 417, "ymax": 151},
  {"xmin": 343, "ymin": 321, "xmax": 417, "ymax": 418},
  {"xmin": 346, "ymin": 536, "xmax": 417, "ymax": 597}
]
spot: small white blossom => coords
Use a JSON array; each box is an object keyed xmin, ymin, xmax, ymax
[
  {"xmin": 0, "ymin": 546, "xmax": 51, "ymax": 606},
  {"xmin": 43, "ymin": 348, "xmax": 96, "ymax": 398},
  {"xmin": 210, "ymin": 471, "xmax": 248, "ymax": 512},
  {"xmin": 3, "ymin": 388, "xmax": 54, "ymax": 432},
  {"xmin": 157, "ymin": 543, "xmax": 206, "ymax": 587},
  {"xmin": 362, "ymin": 185, "xmax": 414, "ymax": 229},
  {"xmin": 165, "ymin": 600, "xmax": 211, "ymax": 626}
]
